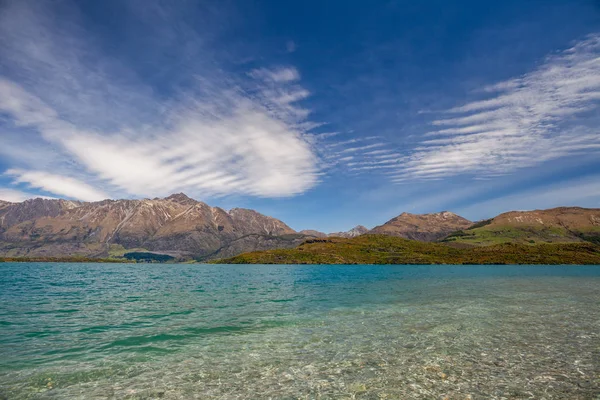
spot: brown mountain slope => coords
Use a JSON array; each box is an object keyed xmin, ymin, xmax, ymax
[
  {"xmin": 0, "ymin": 198, "xmax": 80, "ymax": 228},
  {"xmin": 0, "ymin": 194, "xmax": 303, "ymax": 260},
  {"xmin": 0, "ymin": 200, "xmax": 12, "ymax": 211},
  {"xmin": 369, "ymin": 211, "xmax": 472, "ymax": 241},
  {"xmin": 442, "ymin": 207, "xmax": 600, "ymax": 246}
]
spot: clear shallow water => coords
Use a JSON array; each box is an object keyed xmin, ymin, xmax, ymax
[{"xmin": 0, "ymin": 263, "xmax": 598, "ymax": 399}]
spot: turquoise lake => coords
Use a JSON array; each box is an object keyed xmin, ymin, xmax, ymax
[{"xmin": 0, "ymin": 263, "xmax": 598, "ymax": 399}]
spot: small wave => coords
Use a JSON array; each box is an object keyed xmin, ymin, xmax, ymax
[{"xmin": 107, "ymin": 333, "xmax": 189, "ymax": 347}]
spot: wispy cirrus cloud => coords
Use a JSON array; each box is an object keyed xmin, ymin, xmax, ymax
[
  {"xmin": 0, "ymin": 188, "xmax": 55, "ymax": 203},
  {"xmin": 392, "ymin": 34, "xmax": 600, "ymax": 182},
  {"xmin": 0, "ymin": 0, "xmax": 322, "ymax": 201},
  {"xmin": 0, "ymin": 75, "xmax": 320, "ymax": 199},
  {"xmin": 6, "ymin": 170, "xmax": 107, "ymax": 201},
  {"xmin": 249, "ymin": 67, "xmax": 300, "ymax": 83},
  {"xmin": 457, "ymin": 174, "xmax": 600, "ymax": 219},
  {"xmin": 318, "ymin": 135, "xmax": 406, "ymax": 173}
]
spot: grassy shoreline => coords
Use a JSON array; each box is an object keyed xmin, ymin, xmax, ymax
[
  {"xmin": 3, "ymin": 235, "xmax": 600, "ymax": 264},
  {"xmin": 216, "ymin": 235, "xmax": 600, "ymax": 265}
]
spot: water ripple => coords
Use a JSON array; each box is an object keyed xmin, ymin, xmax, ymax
[{"xmin": 0, "ymin": 263, "xmax": 598, "ymax": 399}]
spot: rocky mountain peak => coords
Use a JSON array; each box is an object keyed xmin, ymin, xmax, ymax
[
  {"xmin": 349, "ymin": 225, "xmax": 369, "ymax": 235},
  {"xmin": 228, "ymin": 208, "xmax": 296, "ymax": 236},
  {"xmin": 164, "ymin": 193, "xmax": 197, "ymax": 205},
  {"xmin": 431, "ymin": 211, "xmax": 458, "ymax": 218},
  {"xmin": 329, "ymin": 225, "xmax": 369, "ymax": 238},
  {"xmin": 369, "ymin": 211, "xmax": 472, "ymax": 241}
]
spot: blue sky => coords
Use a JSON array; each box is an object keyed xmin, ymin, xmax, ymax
[{"xmin": 1, "ymin": 0, "xmax": 600, "ymax": 232}]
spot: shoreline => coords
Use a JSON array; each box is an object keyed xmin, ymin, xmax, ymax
[{"xmin": 2, "ymin": 258, "xmax": 600, "ymax": 265}]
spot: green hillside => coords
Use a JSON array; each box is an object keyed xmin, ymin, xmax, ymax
[
  {"xmin": 216, "ymin": 235, "xmax": 600, "ymax": 265},
  {"xmin": 441, "ymin": 221, "xmax": 600, "ymax": 247},
  {"xmin": 441, "ymin": 224, "xmax": 580, "ymax": 246}
]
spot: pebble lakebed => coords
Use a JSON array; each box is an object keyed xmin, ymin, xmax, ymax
[{"xmin": 0, "ymin": 263, "xmax": 598, "ymax": 399}]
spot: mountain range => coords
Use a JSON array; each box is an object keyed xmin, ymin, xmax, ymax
[
  {"xmin": 0, "ymin": 194, "xmax": 303, "ymax": 260},
  {"xmin": 0, "ymin": 193, "xmax": 599, "ymax": 262},
  {"xmin": 301, "ymin": 225, "xmax": 369, "ymax": 238}
]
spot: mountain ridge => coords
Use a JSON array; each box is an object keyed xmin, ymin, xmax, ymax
[
  {"xmin": 369, "ymin": 211, "xmax": 473, "ymax": 241},
  {"xmin": 1, "ymin": 194, "xmax": 600, "ymax": 261},
  {"xmin": 442, "ymin": 206, "xmax": 600, "ymax": 246},
  {"xmin": 0, "ymin": 194, "xmax": 302, "ymax": 260}
]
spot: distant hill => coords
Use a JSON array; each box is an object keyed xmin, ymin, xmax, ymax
[
  {"xmin": 369, "ymin": 211, "xmax": 472, "ymax": 241},
  {"xmin": 328, "ymin": 225, "xmax": 369, "ymax": 238},
  {"xmin": 298, "ymin": 229, "xmax": 328, "ymax": 238},
  {"xmin": 300, "ymin": 225, "xmax": 369, "ymax": 238},
  {"xmin": 441, "ymin": 207, "xmax": 600, "ymax": 246},
  {"xmin": 217, "ymin": 234, "xmax": 600, "ymax": 265}
]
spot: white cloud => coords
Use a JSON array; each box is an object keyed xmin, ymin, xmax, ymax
[
  {"xmin": 317, "ymin": 135, "xmax": 406, "ymax": 174},
  {"xmin": 0, "ymin": 78, "xmax": 320, "ymax": 198},
  {"xmin": 0, "ymin": 1, "xmax": 414, "ymax": 197},
  {"xmin": 249, "ymin": 67, "xmax": 300, "ymax": 83},
  {"xmin": 363, "ymin": 149, "xmax": 393, "ymax": 155},
  {"xmin": 0, "ymin": 78, "xmax": 58, "ymax": 126},
  {"xmin": 338, "ymin": 143, "xmax": 385, "ymax": 154},
  {"xmin": 347, "ymin": 159, "xmax": 399, "ymax": 167},
  {"xmin": 0, "ymin": 1, "xmax": 321, "ymax": 199},
  {"xmin": 397, "ymin": 34, "xmax": 600, "ymax": 180},
  {"xmin": 0, "ymin": 188, "xmax": 54, "ymax": 202},
  {"xmin": 6, "ymin": 170, "xmax": 108, "ymax": 201}
]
